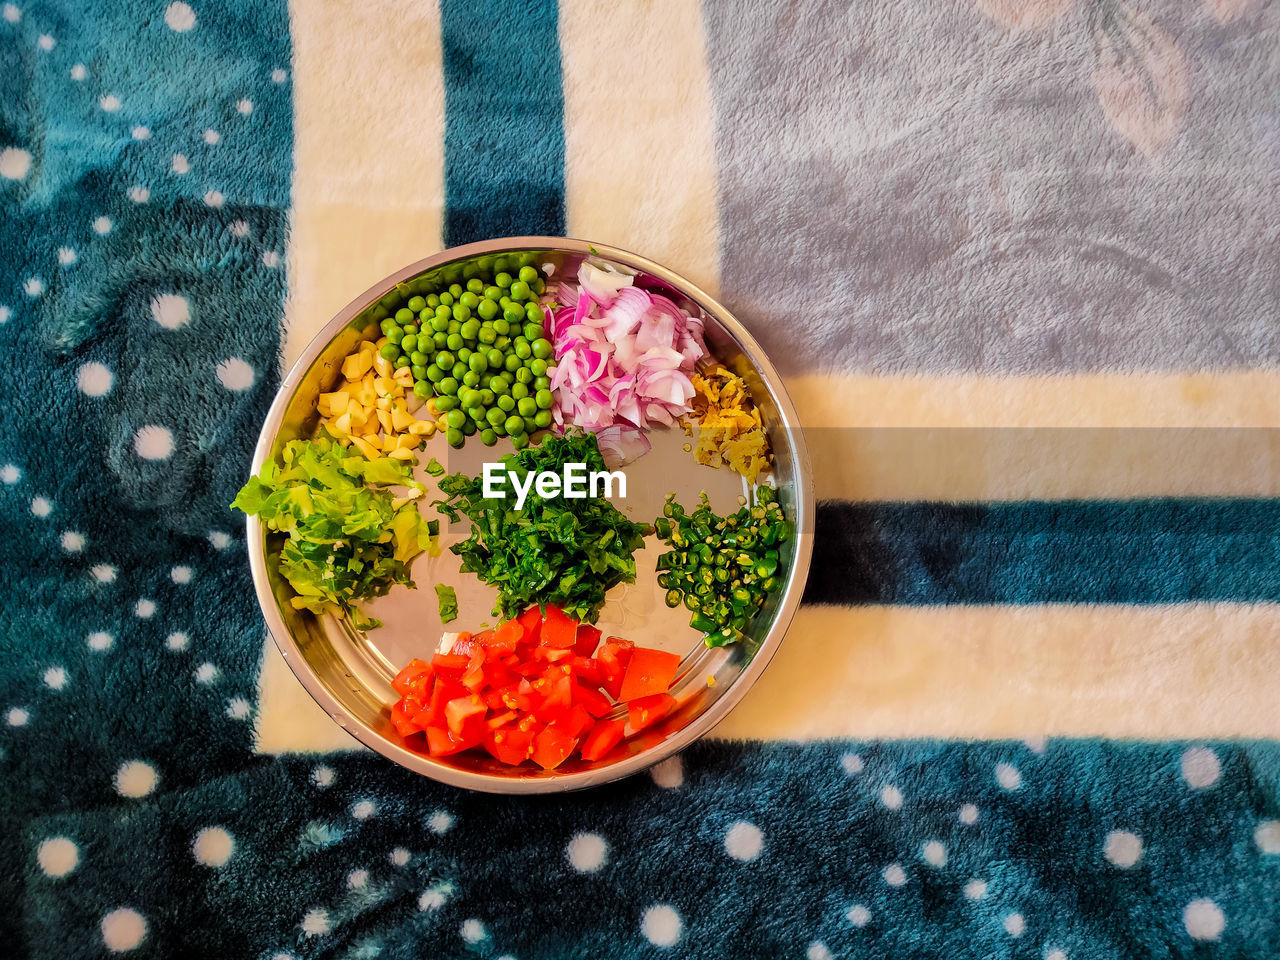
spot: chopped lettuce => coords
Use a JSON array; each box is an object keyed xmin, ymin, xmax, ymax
[
  {"xmin": 232, "ymin": 437, "xmax": 439, "ymax": 629},
  {"xmin": 434, "ymin": 583, "xmax": 458, "ymax": 623}
]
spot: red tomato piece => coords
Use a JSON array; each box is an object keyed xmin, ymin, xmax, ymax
[
  {"xmin": 580, "ymin": 717, "xmax": 626, "ymax": 761},
  {"xmin": 488, "ymin": 619, "xmax": 524, "ymax": 652},
  {"xmin": 461, "ymin": 649, "xmax": 486, "ymax": 692},
  {"xmin": 532, "ymin": 646, "xmax": 573, "ymax": 663},
  {"xmin": 531, "ymin": 723, "xmax": 579, "ymax": 769},
  {"xmin": 628, "ymin": 693, "xmax": 675, "ymax": 731},
  {"xmin": 445, "ymin": 695, "xmax": 487, "ymax": 740},
  {"xmin": 413, "ymin": 676, "xmax": 464, "ymax": 728},
  {"xmin": 596, "ymin": 638, "xmax": 635, "ymax": 699},
  {"xmin": 563, "ymin": 704, "xmax": 593, "ymax": 739},
  {"xmin": 618, "ymin": 647, "xmax": 681, "ymax": 702},
  {"xmin": 575, "ymin": 684, "xmax": 614, "ymax": 719},
  {"xmin": 432, "ymin": 653, "xmax": 469, "ymax": 673},
  {"xmin": 486, "ymin": 709, "xmax": 518, "ymax": 730},
  {"xmin": 516, "ymin": 605, "xmax": 543, "ymax": 645},
  {"xmin": 390, "ymin": 699, "xmax": 421, "ymax": 737},
  {"xmin": 533, "ymin": 675, "xmax": 574, "ymax": 724},
  {"xmin": 573, "ymin": 624, "xmax": 602, "ymax": 657},
  {"xmin": 392, "ymin": 659, "xmax": 433, "ymax": 698},
  {"xmin": 540, "ymin": 604, "xmax": 578, "ymax": 648},
  {"xmin": 572, "ymin": 656, "xmax": 603, "ymax": 686},
  {"xmin": 485, "ymin": 727, "xmax": 535, "ymax": 766},
  {"xmin": 425, "ymin": 725, "xmax": 476, "ymax": 756}
]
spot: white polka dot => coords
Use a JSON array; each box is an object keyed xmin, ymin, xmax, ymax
[
  {"xmin": 1256, "ymin": 820, "xmax": 1280, "ymax": 854},
  {"xmin": 996, "ymin": 762, "xmax": 1022, "ymax": 791},
  {"xmin": 114, "ymin": 761, "xmax": 157, "ymax": 798},
  {"xmin": 134, "ymin": 598, "xmax": 156, "ymax": 618},
  {"xmin": 236, "ymin": 98, "xmax": 253, "ymax": 115},
  {"xmin": 7, "ymin": 707, "xmax": 28, "ymax": 726},
  {"xmin": 91, "ymin": 565, "xmax": 116, "ymax": 583},
  {"xmin": 99, "ymin": 95, "xmax": 121, "ymax": 112},
  {"xmin": 840, "ymin": 752, "xmax": 864, "ymax": 774},
  {"xmin": 133, "ymin": 425, "xmax": 174, "ymax": 460},
  {"xmin": 228, "ymin": 219, "xmax": 249, "ymax": 237},
  {"xmin": 650, "ymin": 755, "xmax": 682, "ymax": 788},
  {"xmin": 964, "ymin": 879, "xmax": 988, "ymax": 900},
  {"xmin": 192, "ymin": 827, "xmax": 234, "ymax": 867},
  {"xmin": 195, "ymin": 663, "xmax": 218, "ymax": 685},
  {"xmin": 37, "ymin": 836, "xmax": 79, "ymax": 877},
  {"xmin": 92, "ymin": 216, "xmax": 112, "ymax": 235},
  {"xmin": 262, "ymin": 250, "xmax": 280, "ymax": 268},
  {"xmin": 43, "ymin": 666, "xmax": 66, "ymax": 689},
  {"xmin": 71, "ymin": 64, "xmax": 87, "ymax": 80},
  {"xmin": 311, "ymin": 765, "xmax": 334, "ymax": 788},
  {"xmin": 301, "ymin": 908, "xmax": 329, "ymax": 937},
  {"xmin": 460, "ymin": 919, "xmax": 486, "ymax": 944},
  {"xmin": 226, "ymin": 697, "xmax": 250, "ymax": 719},
  {"xmin": 0, "ymin": 306, "xmax": 9, "ymax": 324},
  {"xmin": 171, "ymin": 153, "xmax": 189, "ymax": 174},
  {"xmin": 0, "ymin": 147, "xmax": 31, "ymax": 180},
  {"xmin": 269, "ymin": 955, "xmax": 295, "ymax": 960},
  {"xmin": 0, "ymin": 463, "xmax": 18, "ymax": 483},
  {"xmin": 1004, "ymin": 913, "xmax": 1025, "ymax": 937},
  {"xmin": 131, "ymin": 125, "xmax": 149, "ymax": 140},
  {"xmin": 428, "ymin": 810, "xmax": 453, "ymax": 834},
  {"xmin": 1181, "ymin": 747, "xmax": 1220, "ymax": 789},
  {"xmin": 351, "ymin": 800, "xmax": 376, "ymax": 820},
  {"xmin": 271, "ymin": 68, "xmax": 287, "ymax": 83},
  {"xmin": 1104, "ymin": 830, "xmax": 1142, "ymax": 868},
  {"xmin": 806, "ymin": 941, "xmax": 831, "ymax": 960},
  {"xmin": 203, "ymin": 189, "xmax": 223, "ymax": 208},
  {"xmin": 1, "ymin": 3, "xmax": 17, "ymax": 23},
  {"xmin": 203, "ymin": 129, "xmax": 220, "ymax": 145},
  {"xmin": 36, "ymin": 33, "xmax": 53, "ymax": 50},
  {"xmin": 418, "ymin": 882, "xmax": 452, "ymax": 910},
  {"xmin": 208, "ymin": 530, "xmax": 232, "ymax": 549},
  {"xmin": 88, "ymin": 631, "xmax": 114, "ymax": 651},
  {"xmin": 171, "ymin": 565, "xmax": 192, "ymax": 584},
  {"xmin": 164, "ymin": 2, "xmax": 196, "ymax": 31},
  {"xmin": 165, "ymin": 632, "xmax": 189, "ymax": 652},
  {"xmin": 61, "ymin": 531, "xmax": 85, "ymax": 552},
  {"xmin": 922, "ymin": 841, "xmax": 947, "ymax": 867},
  {"xmin": 76, "ymin": 362, "xmax": 114, "ymax": 398},
  {"xmin": 724, "ymin": 821, "xmax": 764, "ymax": 862},
  {"xmin": 1024, "ymin": 736, "xmax": 1047, "ymax": 754},
  {"xmin": 846, "ymin": 904, "xmax": 870, "ymax": 927},
  {"xmin": 389, "ymin": 847, "xmax": 410, "ymax": 866},
  {"xmin": 57, "ymin": 246, "xmax": 77, "ymax": 265},
  {"xmin": 641, "ymin": 904, "xmax": 682, "ymax": 947},
  {"xmin": 882, "ymin": 863, "xmax": 906, "ymax": 887},
  {"xmin": 30, "ymin": 496, "xmax": 51, "ymax": 517},
  {"xmin": 1183, "ymin": 898, "xmax": 1225, "ymax": 940},
  {"xmin": 128, "ymin": 186, "xmax": 149, "ymax": 204},
  {"xmin": 1044, "ymin": 949, "xmax": 1068, "ymax": 960},
  {"xmin": 347, "ymin": 869, "xmax": 368, "ymax": 888},
  {"xmin": 101, "ymin": 908, "xmax": 147, "ymax": 951},
  {"xmin": 216, "ymin": 357, "xmax": 255, "ymax": 391},
  {"xmin": 567, "ymin": 832, "xmax": 608, "ymax": 872},
  {"xmin": 24, "ymin": 277, "xmax": 44, "ymax": 296},
  {"xmin": 880, "ymin": 785, "xmax": 902, "ymax": 810}
]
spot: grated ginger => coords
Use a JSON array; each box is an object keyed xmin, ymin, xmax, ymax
[{"xmin": 682, "ymin": 365, "xmax": 772, "ymax": 483}]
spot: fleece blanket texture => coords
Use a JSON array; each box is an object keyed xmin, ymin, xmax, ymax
[{"xmin": 3, "ymin": 0, "xmax": 1280, "ymax": 957}]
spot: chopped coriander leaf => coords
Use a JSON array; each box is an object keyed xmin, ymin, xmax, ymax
[
  {"xmin": 435, "ymin": 583, "xmax": 459, "ymax": 623},
  {"xmin": 425, "ymin": 458, "xmax": 446, "ymax": 477}
]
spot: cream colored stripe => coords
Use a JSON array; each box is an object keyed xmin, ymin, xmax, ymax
[
  {"xmin": 713, "ymin": 603, "xmax": 1280, "ymax": 741},
  {"xmin": 282, "ymin": 0, "xmax": 446, "ymax": 370},
  {"xmin": 258, "ymin": 638, "xmax": 364, "ymax": 754},
  {"xmin": 559, "ymin": 0, "xmax": 719, "ymax": 295}
]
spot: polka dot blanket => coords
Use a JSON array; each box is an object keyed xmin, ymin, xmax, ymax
[{"xmin": 3, "ymin": 1, "xmax": 1280, "ymax": 958}]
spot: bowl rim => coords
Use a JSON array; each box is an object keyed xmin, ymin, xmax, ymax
[{"xmin": 246, "ymin": 236, "xmax": 814, "ymax": 793}]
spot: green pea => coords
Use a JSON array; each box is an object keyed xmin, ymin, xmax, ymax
[
  {"xmin": 445, "ymin": 409, "xmax": 466, "ymax": 429},
  {"xmin": 407, "ymin": 295, "xmax": 426, "ymax": 312},
  {"xmin": 491, "ymin": 377, "xmax": 510, "ymax": 396},
  {"xmin": 525, "ymin": 302, "xmax": 543, "ymax": 324},
  {"xmin": 517, "ymin": 397, "xmax": 537, "ymax": 418},
  {"xmin": 495, "ymin": 336, "xmax": 511, "ymax": 351},
  {"xmin": 510, "ymin": 280, "xmax": 531, "ymax": 301},
  {"xmin": 432, "ymin": 331, "xmax": 448, "ymax": 348},
  {"xmin": 446, "ymin": 333, "xmax": 464, "ymax": 351},
  {"xmin": 491, "ymin": 418, "xmax": 507, "ymax": 437},
  {"xmin": 395, "ymin": 335, "xmax": 413, "ymax": 354},
  {"xmin": 452, "ymin": 303, "xmax": 471, "ymax": 322},
  {"xmin": 469, "ymin": 353, "xmax": 488, "ymax": 374},
  {"xmin": 462, "ymin": 371, "xmax": 480, "ymax": 388},
  {"xmin": 531, "ymin": 338, "xmax": 552, "ymax": 360},
  {"xmin": 501, "ymin": 354, "xmax": 519, "ymax": 373},
  {"xmin": 462, "ymin": 419, "xmax": 476, "ymax": 436},
  {"xmin": 495, "ymin": 271, "xmax": 513, "ymax": 288},
  {"xmin": 410, "ymin": 351, "xmax": 428, "ymax": 366},
  {"xmin": 431, "ymin": 315, "xmax": 450, "ymax": 333},
  {"xmin": 478, "ymin": 326, "xmax": 497, "ymax": 345},
  {"xmin": 412, "ymin": 364, "xmax": 427, "ymax": 380},
  {"xmin": 438, "ymin": 291, "xmax": 455, "ymax": 307},
  {"xmin": 402, "ymin": 323, "xmax": 419, "ymax": 336},
  {"xmin": 447, "ymin": 320, "xmax": 462, "ymax": 335},
  {"xmin": 522, "ymin": 323, "xmax": 542, "ymax": 342},
  {"xmin": 486, "ymin": 407, "xmax": 506, "ymax": 427},
  {"xmin": 439, "ymin": 377, "xmax": 458, "ymax": 395},
  {"xmin": 535, "ymin": 388, "xmax": 553, "ymax": 409},
  {"xmin": 503, "ymin": 304, "xmax": 525, "ymax": 325},
  {"xmin": 533, "ymin": 409, "xmax": 553, "ymax": 429},
  {"xmin": 460, "ymin": 291, "xmax": 479, "ymax": 309},
  {"xmin": 483, "ymin": 285, "xmax": 502, "ymax": 302},
  {"xmin": 435, "ymin": 396, "xmax": 458, "ymax": 411},
  {"xmin": 534, "ymin": 375, "xmax": 551, "ymax": 391},
  {"xmin": 486, "ymin": 348, "xmax": 504, "ymax": 368},
  {"xmin": 511, "ymin": 382, "xmax": 529, "ymax": 401},
  {"xmin": 379, "ymin": 343, "xmax": 400, "ymax": 361},
  {"xmin": 418, "ymin": 308, "xmax": 434, "ymax": 323},
  {"xmin": 394, "ymin": 356, "xmax": 411, "ymax": 369},
  {"xmin": 380, "ymin": 319, "xmax": 399, "ymax": 336},
  {"xmin": 511, "ymin": 432, "xmax": 529, "ymax": 450},
  {"xmin": 466, "ymin": 406, "xmax": 485, "ymax": 424},
  {"xmin": 477, "ymin": 299, "xmax": 499, "ymax": 321},
  {"xmin": 446, "ymin": 428, "xmax": 464, "ymax": 448},
  {"xmin": 385, "ymin": 327, "xmax": 403, "ymax": 345},
  {"xmin": 480, "ymin": 388, "xmax": 495, "ymax": 405},
  {"xmin": 522, "ymin": 415, "xmax": 538, "ymax": 433},
  {"xmin": 515, "ymin": 367, "xmax": 533, "ymax": 385},
  {"xmin": 529, "ymin": 358, "xmax": 548, "ymax": 377},
  {"xmin": 497, "ymin": 395, "xmax": 515, "ymax": 413},
  {"xmin": 435, "ymin": 351, "xmax": 455, "ymax": 370},
  {"xmin": 426, "ymin": 294, "xmax": 440, "ymax": 308},
  {"xmin": 481, "ymin": 428, "xmax": 498, "ymax": 446},
  {"xmin": 518, "ymin": 265, "xmax": 539, "ymax": 284},
  {"xmin": 461, "ymin": 319, "xmax": 481, "ymax": 340},
  {"xmin": 426, "ymin": 364, "xmax": 445, "ymax": 383},
  {"xmin": 412, "ymin": 381, "xmax": 431, "ymax": 398},
  {"xmin": 457, "ymin": 347, "xmax": 473, "ymax": 363},
  {"xmin": 459, "ymin": 387, "xmax": 477, "ymax": 407},
  {"xmin": 451, "ymin": 361, "xmax": 468, "ymax": 380},
  {"xmin": 493, "ymin": 318, "xmax": 511, "ymax": 336},
  {"xmin": 449, "ymin": 283, "xmax": 463, "ymax": 298},
  {"xmin": 533, "ymin": 278, "xmax": 545, "ymax": 296},
  {"xmin": 505, "ymin": 415, "xmax": 525, "ymax": 436},
  {"xmin": 395, "ymin": 307, "xmax": 414, "ymax": 323}
]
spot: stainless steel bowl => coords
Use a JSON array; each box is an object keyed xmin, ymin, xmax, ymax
[{"xmin": 246, "ymin": 237, "xmax": 813, "ymax": 793}]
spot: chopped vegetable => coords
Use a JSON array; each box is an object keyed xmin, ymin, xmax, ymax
[
  {"xmin": 654, "ymin": 485, "xmax": 789, "ymax": 646},
  {"xmin": 425, "ymin": 458, "xmax": 446, "ymax": 477},
  {"xmin": 433, "ymin": 431, "xmax": 649, "ymax": 623},
  {"xmin": 388, "ymin": 605, "xmax": 682, "ymax": 768},
  {"xmin": 318, "ymin": 339, "xmax": 438, "ymax": 460},
  {"xmin": 231, "ymin": 437, "xmax": 439, "ymax": 629},
  {"xmin": 684, "ymin": 364, "xmax": 772, "ymax": 483},
  {"xmin": 434, "ymin": 583, "xmax": 458, "ymax": 623},
  {"xmin": 544, "ymin": 262, "xmax": 706, "ymax": 466}
]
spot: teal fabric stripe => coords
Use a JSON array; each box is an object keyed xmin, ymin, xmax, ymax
[
  {"xmin": 806, "ymin": 499, "xmax": 1280, "ymax": 605},
  {"xmin": 440, "ymin": 0, "xmax": 565, "ymax": 246}
]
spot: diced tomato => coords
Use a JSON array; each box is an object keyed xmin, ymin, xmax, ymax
[
  {"xmin": 533, "ymin": 675, "xmax": 574, "ymax": 724},
  {"xmin": 432, "ymin": 653, "xmax": 469, "ymax": 672},
  {"xmin": 392, "ymin": 659, "xmax": 433, "ymax": 698},
  {"xmin": 618, "ymin": 647, "xmax": 682, "ymax": 702},
  {"xmin": 390, "ymin": 699, "xmax": 422, "ymax": 737},
  {"xmin": 531, "ymin": 723, "xmax": 579, "ymax": 769},
  {"xmin": 485, "ymin": 727, "xmax": 535, "ymax": 765},
  {"xmin": 517, "ymin": 605, "xmax": 543, "ymax": 644},
  {"xmin": 445, "ymin": 695, "xmax": 487, "ymax": 741},
  {"xmin": 628, "ymin": 693, "xmax": 675, "ymax": 731},
  {"xmin": 572, "ymin": 656, "xmax": 603, "ymax": 686},
  {"xmin": 563, "ymin": 704, "xmax": 593, "ymax": 739},
  {"xmin": 580, "ymin": 717, "xmax": 626, "ymax": 761},
  {"xmin": 573, "ymin": 624, "xmax": 602, "ymax": 657},
  {"xmin": 488, "ymin": 618, "xmax": 525, "ymax": 653},
  {"xmin": 540, "ymin": 604, "xmax": 578, "ymax": 648},
  {"xmin": 425, "ymin": 725, "xmax": 476, "ymax": 756},
  {"xmin": 533, "ymin": 645, "xmax": 573, "ymax": 663},
  {"xmin": 449, "ymin": 632, "xmax": 476, "ymax": 656},
  {"xmin": 596, "ymin": 638, "xmax": 635, "ymax": 699},
  {"xmin": 486, "ymin": 709, "xmax": 518, "ymax": 730},
  {"xmin": 576, "ymin": 684, "xmax": 614, "ymax": 719},
  {"xmin": 413, "ymin": 676, "xmax": 464, "ymax": 728},
  {"xmin": 461, "ymin": 649, "xmax": 487, "ymax": 692}
]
